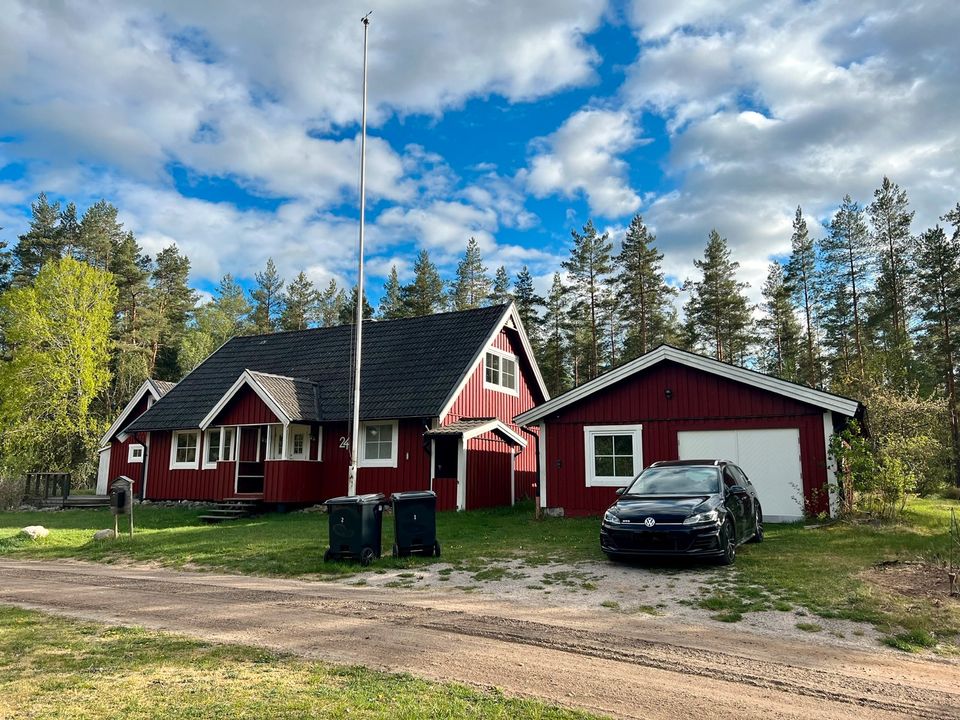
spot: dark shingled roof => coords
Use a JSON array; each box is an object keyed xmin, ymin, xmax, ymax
[
  {"xmin": 246, "ymin": 371, "xmax": 321, "ymax": 423},
  {"xmin": 125, "ymin": 305, "xmax": 509, "ymax": 432},
  {"xmin": 149, "ymin": 379, "xmax": 177, "ymax": 397}
]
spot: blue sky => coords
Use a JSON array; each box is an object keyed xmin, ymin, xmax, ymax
[{"xmin": 1, "ymin": 1, "xmax": 959, "ymax": 305}]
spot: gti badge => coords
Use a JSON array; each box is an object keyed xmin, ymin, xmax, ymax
[{"xmin": 644, "ymin": 517, "xmax": 656, "ymax": 527}]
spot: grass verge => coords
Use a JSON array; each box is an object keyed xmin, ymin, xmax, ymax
[{"xmin": 0, "ymin": 605, "xmax": 601, "ymax": 719}]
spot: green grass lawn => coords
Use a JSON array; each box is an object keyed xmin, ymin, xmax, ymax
[
  {"xmin": 0, "ymin": 606, "xmax": 601, "ymax": 719},
  {"xmin": 1, "ymin": 497, "xmax": 958, "ymax": 643},
  {"xmin": 0, "ymin": 501, "xmax": 603, "ymax": 576}
]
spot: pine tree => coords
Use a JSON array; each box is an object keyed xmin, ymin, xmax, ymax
[
  {"xmin": 784, "ymin": 206, "xmax": 821, "ymax": 387},
  {"xmin": 401, "ymin": 249, "xmax": 446, "ymax": 317},
  {"xmin": 539, "ymin": 272, "xmax": 572, "ymax": 394},
  {"xmin": 682, "ymin": 230, "xmax": 753, "ymax": 363},
  {"xmin": 250, "ymin": 258, "xmax": 285, "ymax": 334},
  {"xmin": 317, "ymin": 279, "xmax": 344, "ymax": 327},
  {"xmin": 562, "ymin": 220, "xmax": 613, "ymax": 379},
  {"xmin": 280, "ymin": 271, "xmax": 319, "ymax": 331},
  {"xmin": 821, "ymin": 195, "xmax": 872, "ymax": 381},
  {"xmin": 338, "ymin": 285, "xmax": 374, "ymax": 325},
  {"xmin": 868, "ymin": 177, "xmax": 914, "ymax": 390},
  {"xmin": 13, "ymin": 193, "xmax": 65, "ymax": 285},
  {"xmin": 490, "ymin": 265, "xmax": 512, "ymax": 305},
  {"xmin": 107, "ymin": 232, "xmax": 153, "ymax": 410},
  {"xmin": 820, "ymin": 282, "xmax": 855, "ymax": 388},
  {"xmin": 0, "ymin": 236, "xmax": 12, "ymax": 292},
  {"xmin": 377, "ymin": 266, "xmax": 405, "ymax": 320},
  {"xmin": 177, "ymin": 275, "xmax": 251, "ymax": 373},
  {"xmin": 757, "ymin": 262, "xmax": 803, "ymax": 379},
  {"xmin": 913, "ymin": 219, "xmax": 960, "ymax": 485},
  {"xmin": 513, "ymin": 266, "xmax": 544, "ymax": 344},
  {"xmin": 213, "ymin": 274, "xmax": 252, "ymax": 335},
  {"xmin": 77, "ymin": 200, "xmax": 125, "ymax": 269},
  {"xmin": 613, "ymin": 214, "xmax": 676, "ymax": 360},
  {"xmin": 59, "ymin": 203, "xmax": 81, "ymax": 259},
  {"xmin": 149, "ymin": 245, "xmax": 196, "ymax": 379},
  {"xmin": 449, "ymin": 237, "xmax": 491, "ymax": 310}
]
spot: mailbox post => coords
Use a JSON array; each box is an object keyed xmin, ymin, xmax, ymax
[{"xmin": 110, "ymin": 476, "xmax": 134, "ymax": 539}]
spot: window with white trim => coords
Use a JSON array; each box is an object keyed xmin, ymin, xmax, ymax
[
  {"xmin": 170, "ymin": 430, "xmax": 199, "ymax": 470},
  {"xmin": 202, "ymin": 427, "xmax": 237, "ymax": 469},
  {"xmin": 583, "ymin": 425, "xmax": 643, "ymax": 487},
  {"xmin": 127, "ymin": 444, "xmax": 144, "ymax": 464},
  {"xmin": 484, "ymin": 349, "xmax": 518, "ymax": 394},
  {"xmin": 359, "ymin": 420, "xmax": 398, "ymax": 468}
]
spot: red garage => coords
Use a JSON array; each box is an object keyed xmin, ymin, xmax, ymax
[{"xmin": 515, "ymin": 345, "xmax": 862, "ymax": 521}]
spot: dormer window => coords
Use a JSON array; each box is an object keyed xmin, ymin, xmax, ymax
[{"xmin": 484, "ymin": 349, "xmax": 518, "ymax": 395}]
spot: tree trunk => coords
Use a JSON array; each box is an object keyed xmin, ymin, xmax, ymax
[{"xmin": 847, "ymin": 244, "xmax": 865, "ymax": 377}]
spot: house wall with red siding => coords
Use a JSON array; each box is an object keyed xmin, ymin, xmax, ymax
[
  {"xmin": 466, "ymin": 433, "xmax": 513, "ymax": 509},
  {"xmin": 145, "ymin": 430, "xmax": 236, "ymax": 501},
  {"xmin": 106, "ymin": 394, "xmax": 153, "ymax": 494},
  {"xmin": 541, "ymin": 360, "xmax": 829, "ymax": 516},
  {"xmin": 212, "ymin": 385, "xmax": 279, "ymax": 426},
  {"xmin": 264, "ymin": 460, "xmax": 332, "ymax": 503},
  {"xmin": 445, "ymin": 326, "xmax": 542, "ymax": 501}
]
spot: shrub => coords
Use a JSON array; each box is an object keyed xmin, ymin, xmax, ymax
[{"xmin": 941, "ymin": 486, "xmax": 960, "ymax": 501}]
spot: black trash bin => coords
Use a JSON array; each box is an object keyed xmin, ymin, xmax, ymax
[
  {"xmin": 390, "ymin": 490, "xmax": 440, "ymax": 558},
  {"xmin": 323, "ymin": 493, "xmax": 385, "ymax": 566}
]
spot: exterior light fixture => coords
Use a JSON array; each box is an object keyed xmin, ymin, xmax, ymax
[{"xmin": 664, "ymin": 388, "xmax": 674, "ymax": 400}]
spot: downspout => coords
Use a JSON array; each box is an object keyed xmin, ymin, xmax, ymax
[{"xmin": 519, "ymin": 424, "xmax": 541, "ymax": 520}]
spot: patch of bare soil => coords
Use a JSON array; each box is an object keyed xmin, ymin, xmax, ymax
[{"xmin": 863, "ymin": 560, "xmax": 960, "ymax": 605}]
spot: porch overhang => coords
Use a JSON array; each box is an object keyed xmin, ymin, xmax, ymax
[{"xmin": 425, "ymin": 418, "xmax": 527, "ymax": 447}]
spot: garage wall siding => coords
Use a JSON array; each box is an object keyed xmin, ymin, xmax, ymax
[{"xmin": 543, "ymin": 361, "xmax": 830, "ymax": 516}]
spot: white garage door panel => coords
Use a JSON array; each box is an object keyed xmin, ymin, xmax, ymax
[{"xmin": 677, "ymin": 429, "xmax": 803, "ymax": 521}]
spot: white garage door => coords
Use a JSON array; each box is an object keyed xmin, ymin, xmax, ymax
[{"xmin": 677, "ymin": 428, "xmax": 803, "ymax": 521}]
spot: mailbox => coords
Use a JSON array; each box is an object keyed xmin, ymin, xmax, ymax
[
  {"xmin": 110, "ymin": 477, "xmax": 134, "ymax": 516},
  {"xmin": 109, "ymin": 477, "xmax": 135, "ymax": 538}
]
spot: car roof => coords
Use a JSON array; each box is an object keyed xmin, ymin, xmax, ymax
[{"xmin": 649, "ymin": 459, "xmax": 727, "ymax": 468}]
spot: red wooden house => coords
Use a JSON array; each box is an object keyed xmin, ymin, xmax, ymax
[
  {"xmin": 515, "ymin": 345, "xmax": 863, "ymax": 521},
  {"xmin": 104, "ymin": 304, "xmax": 547, "ymax": 511}
]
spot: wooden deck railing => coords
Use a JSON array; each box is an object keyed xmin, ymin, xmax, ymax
[{"xmin": 23, "ymin": 472, "xmax": 71, "ymax": 500}]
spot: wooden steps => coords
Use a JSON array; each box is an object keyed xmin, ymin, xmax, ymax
[{"xmin": 198, "ymin": 501, "xmax": 260, "ymax": 524}]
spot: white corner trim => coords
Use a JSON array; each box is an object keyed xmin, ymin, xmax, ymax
[
  {"xmin": 538, "ymin": 421, "xmax": 547, "ymax": 508},
  {"xmin": 358, "ymin": 419, "xmax": 399, "ymax": 468},
  {"xmin": 100, "ymin": 380, "xmax": 161, "ymax": 447},
  {"xmin": 583, "ymin": 424, "xmax": 643, "ymax": 488},
  {"xmin": 438, "ymin": 303, "xmax": 551, "ymax": 423},
  {"xmin": 169, "ymin": 429, "xmax": 201, "ymax": 470},
  {"xmin": 516, "ymin": 345, "xmax": 860, "ymax": 425},
  {"xmin": 199, "ymin": 370, "xmax": 292, "ymax": 430}
]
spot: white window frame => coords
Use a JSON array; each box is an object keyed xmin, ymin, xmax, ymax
[
  {"xmin": 170, "ymin": 430, "xmax": 200, "ymax": 470},
  {"xmin": 288, "ymin": 423, "xmax": 312, "ymax": 461},
  {"xmin": 583, "ymin": 424, "xmax": 643, "ymax": 487},
  {"xmin": 266, "ymin": 424, "xmax": 285, "ymax": 461},
  {"xmin": 202, "ymin": 427, "xmax": 237, "ymax": 469},
  {"xmin": 127, "ymin": 443, "xmax": 144, "ymax": 464},
  {"xmin": 483, "ymin": 347, "xmax": 519, "ymax": 396},
  {"xmin": 359, "ymin": 420, "xmax": 399, "ymax": 468}
]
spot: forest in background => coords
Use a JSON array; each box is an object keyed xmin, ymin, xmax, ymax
[{"xmin": 1, "ymin": 175, "xmax": 959, "ymax": 513}]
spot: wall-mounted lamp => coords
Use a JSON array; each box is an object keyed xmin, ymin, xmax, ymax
[{"xmin": 664, "ymin": 388, "xmax": 674, "ymax": 400}]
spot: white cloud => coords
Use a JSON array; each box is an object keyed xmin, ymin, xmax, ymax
[
  {"xmin": 624, "ymin": 0, "xmax": 960, "ymax": 301},
  {"xmin": 524, "ymin": 108, "xmax": 644, "ymax": 218}
]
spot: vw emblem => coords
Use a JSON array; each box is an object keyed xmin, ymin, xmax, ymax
[{"xmin": 644, "ymin": 517, "xmax": 656, "ymax": 528}]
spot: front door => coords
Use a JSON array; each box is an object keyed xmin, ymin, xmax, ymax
[
  {"xmin": 236, "ymin": 426, "xmax": 265, "ymax": 494},
  {"xmin": 432, "ymin": 436, "xmax": 459, "ymax": 511}
]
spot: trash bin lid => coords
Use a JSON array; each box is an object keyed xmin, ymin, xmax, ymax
[
  {"xmin": 325, "ymin": 493, "xmax": 385, "ymax": 505},
  {"xmin": 390, "ymin": 490, "xmax": 437, "ymax": 502}
]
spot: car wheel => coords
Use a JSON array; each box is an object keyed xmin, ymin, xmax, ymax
[
  {"xmin": 718, "ymin": 521, "xmax": 736, "ymax": 566},
  {"xmin": 360, "ymin": 547, "xmax": 375, "ymax": 566},
  {"xmin": 749, "ymin": 506, "xmax": 764, "ymax": 543}
]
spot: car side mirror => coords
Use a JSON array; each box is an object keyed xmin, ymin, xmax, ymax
[
  {"xmin": 728, "ymin": 485, "xmax": 747, "ymax": 495},
  {"xmin": 615, "ymin": 487, "xmax": 626, "ymax": 496}
]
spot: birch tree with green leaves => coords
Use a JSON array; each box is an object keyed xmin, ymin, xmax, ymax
[{"xmin": 0, "ymin": 257, "xmax": 116, "ymax": 480}]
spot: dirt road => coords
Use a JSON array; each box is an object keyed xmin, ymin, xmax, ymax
[{"xmin": 1, "ymin": 559, "xmax": 958, "ymax": 719}]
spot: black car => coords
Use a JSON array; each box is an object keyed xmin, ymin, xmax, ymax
[{"xmin": 600, "ymin": 460, "xmax": 763, "ymax": 565}]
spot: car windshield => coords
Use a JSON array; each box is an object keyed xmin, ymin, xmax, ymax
[{"xmin": 624, "ymin": 466, "xmax": 721, "ymax": 496}]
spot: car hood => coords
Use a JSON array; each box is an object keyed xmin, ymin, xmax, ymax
[{"xmin": 610, "ymin": 495, "xmax": 720, "ymax": 524}]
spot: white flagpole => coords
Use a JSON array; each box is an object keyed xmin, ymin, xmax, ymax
[{"xmin": 348, "ymin": 12, "xmax": 371, "ymax": 497}]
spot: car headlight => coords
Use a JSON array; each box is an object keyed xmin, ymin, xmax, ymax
[
  {"xmin": 603, "ymin": 510, "xmax": 621, "ymax": 525},
  {"xmin": 682, "ymin": 509, "xmax": 720, "ymax": 525}
]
